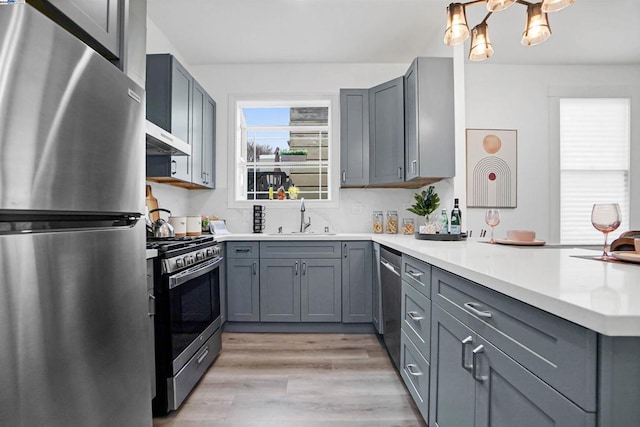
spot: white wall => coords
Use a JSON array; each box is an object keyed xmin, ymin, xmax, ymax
[
  {"xmin": 188, "ymin": 62, "xmax": 455, "ymax": 233},
  {"xmin": 146, "ymin": 18, "xmax": 457, "ymax": 234},
  {"xmin": 465, "ymin": 64, "xmax": 640, "ymax": 243}
]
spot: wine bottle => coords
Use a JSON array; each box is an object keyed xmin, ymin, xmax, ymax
[{"xmin": 450, "ymin": 198, "xmax": 461, "ymax": 235}]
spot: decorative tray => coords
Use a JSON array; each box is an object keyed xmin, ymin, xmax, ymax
[{"xmin": 414, "ymin": 232, "xmax": 467, "ymax": 241}]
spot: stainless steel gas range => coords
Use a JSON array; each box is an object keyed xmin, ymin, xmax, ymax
[{"xmin": 147, "ymin": 236, "xmax": 223, "ymax": 415}]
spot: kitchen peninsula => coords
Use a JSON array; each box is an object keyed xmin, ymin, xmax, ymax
[{"xmin": 215, "ymin": 233, "xmax": 640, "ymax": 426}]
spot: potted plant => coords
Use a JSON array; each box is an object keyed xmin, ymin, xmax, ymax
[
  {"xmin": 407, "ymin": 186, "xmax": 440, "ymax": 227},
  {"xmin": 279, "ymin": 149, "xmax": 308, "ymax": 162}
]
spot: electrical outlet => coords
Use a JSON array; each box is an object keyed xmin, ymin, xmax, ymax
[{"xmin": 351, "ymin": 202, "xmax": 362, "ymax": 214}]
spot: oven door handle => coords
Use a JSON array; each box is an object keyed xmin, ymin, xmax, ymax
[{"xmin": 169, "ymin": 256, "xmax": 223, "ymax": 289}]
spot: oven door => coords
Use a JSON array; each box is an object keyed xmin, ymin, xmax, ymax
[{"xmin": 168, "ymin": 256, "xmax": 222, "ymax": 375}]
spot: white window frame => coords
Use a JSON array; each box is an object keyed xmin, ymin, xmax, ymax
[
  {"xmin": 227, "ymin": 94, "xmax": 339, "ymax": 209},
  {"xmin": 549, "ymin": 86, "xmax": 638, "ymax": 244}
]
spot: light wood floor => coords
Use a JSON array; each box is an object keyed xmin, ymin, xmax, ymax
[{"xmin": 153, "ymin": 332, "xmax": 427, "ymax": 427}]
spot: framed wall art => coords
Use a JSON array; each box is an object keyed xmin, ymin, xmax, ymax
[{"xmin": 466, "ymin": 129, "xmax": 517, "ymax": 208}]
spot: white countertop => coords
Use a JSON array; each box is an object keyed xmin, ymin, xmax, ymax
[
  {"xmin": 217, "ymin": 233, "xmax": 640, "ymax": 336},
  {"xmin": 146, "ymin": 249, "xmax": 158, "ymax": 259}
]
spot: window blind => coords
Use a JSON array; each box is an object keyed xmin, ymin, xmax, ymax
[{"xmin": 560, "ymin": 98, "xmax": 630, "ymax": 244}]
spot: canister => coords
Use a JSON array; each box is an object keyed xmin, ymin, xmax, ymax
[{"xmin": 186, "ymin": 216, "xmax": 202, "ymax": 236}]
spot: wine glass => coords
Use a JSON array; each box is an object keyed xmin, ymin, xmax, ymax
[
  {"xmin": 591, "ymin": 203, "xmax": 621, "ymax": 259},
  {"xmin": 485, "ymin": 209, "xmax": 501, "ymax": 243}
]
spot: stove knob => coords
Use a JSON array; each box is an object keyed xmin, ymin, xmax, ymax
[
  {"xmin": 176, "ymin": 258, "xmax": 184, "ymax": 268},
  {"xmin": 190, "ymin": 255, "xmax": 195, "ymax": 264},
  {"xmin": 196, "ymin": 252, "xmax": 204, "ymax": 261},
  {"xmin": 184, "ymin": 256, "xmax": 191, "ymax": 266},
  {"xmin": 206, "ymin": 248, "xmax": 213, "ymax": 257}
]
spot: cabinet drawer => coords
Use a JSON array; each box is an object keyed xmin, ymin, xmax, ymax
[
  {"xmin": 226, "ymin": 242, "xmax": 259, "ymax": 258},
  {"xmin": 432, "ymin": 267, "xmax": 597, "ymax": 412},
  {"xmin": 400, "ymin": 330, "xmax": 429, "ymax": 422},
  {"xmin": 402, "ymin": 255, "xmax": 431, "ymax": 298},
  {"xmin": 401, "ymin": 281, "xmax": 431, "ymax": 360},
  {"xmin": 260, "ymin": 241, "xmax": 341, "ymax": 259}
]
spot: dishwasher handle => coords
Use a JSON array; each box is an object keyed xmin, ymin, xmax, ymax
[{"xmin": 380, "ymin": 257, "xmax": 400, "ymax": 276}]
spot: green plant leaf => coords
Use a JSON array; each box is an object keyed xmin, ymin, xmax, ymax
[{"xmin": 406, "ymin": 186, "xmax": 440, "ymax": 217}]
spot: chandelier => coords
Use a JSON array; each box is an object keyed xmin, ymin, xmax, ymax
[{"xmin": 444, "ymin": 0, "xmax": 575, "ymax": 61}]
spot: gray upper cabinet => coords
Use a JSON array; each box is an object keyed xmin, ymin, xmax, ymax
[
  {"xmin": 146, "ymin": 54, "xmax": 192, "ymax": 183},
  {"xmin": 341, "ymin": 242, "xmax": 373, "ymax": 323},
  {"xmin": 146, "ymin": 53, "xmax": 216, "ymax": 189},
  {"xmin": 191, "ymin": 82, "xmax": 216, "ymax": 189},
  {"xmin": 203, "ymin": 95, "xmax": 216, "ymax": 188},
  {"xmin": 34, "ymin": 0, "xmax": 121, "ymax": 59},
  {"xmin": 404, "ymin": 57, "xmax": 455, "ymax": 183},
  {"xmin": 369, "ymin": 76, "xmax": 405, "ymax": 185},
  {"xmin": 340, "ymin": 89, "xmax": 369, "ymax": 187}
]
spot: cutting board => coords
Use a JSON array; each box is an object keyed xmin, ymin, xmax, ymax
[{"xmin": 146, "ymin": 185, "xmax": 159, "ymax": 221}]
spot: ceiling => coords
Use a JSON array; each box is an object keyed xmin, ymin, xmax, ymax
[{"xmin": 147, "ymin": 0, "xmax": 640, "ymax": 66}]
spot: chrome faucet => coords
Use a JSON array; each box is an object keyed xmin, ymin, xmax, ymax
[{"xmin": 299, "ymin": 198, "xmax": 311, "ymax": 233}]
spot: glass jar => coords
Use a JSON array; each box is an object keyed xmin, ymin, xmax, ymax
[
  {"xmin": 386, "ymin": 211, "xmax": 398, "ymax": 234},
  {"xmin": 372, "ymin": 211, "xmax": 384, "ymax": 234},
  {"xmin": 402, "ymin": 218, "xmax": 415, "ymax": 235}
]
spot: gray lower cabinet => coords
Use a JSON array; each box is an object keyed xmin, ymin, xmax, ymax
[
  {"xmin": 340, "ymin": 89, "xmax": 369, "ymax": 187},
  {"xmin": 369, "ymin": 76, "xmax": 405, "ymax": 185},
  {"xmin": 226, "ymin": 258, "xmax": 260, "ymax": 322},
  {"xmin": 301, "ymin": 259, "xmax": 342, "ymax": 322},
  {"xmin": 260, "ymin": 258, "xmax": 342, "ymax": 322},
  {"xmin": 341, "ymin": 242, "xmax": 372, "ymax": 323},
  {"xmin": 430, "ymin": 304, "xmax": 596, "ymax": 427},
  {"xmin": 372, "ymin": 242, "xmax": 383, "ymax": 333},
  {"xmin": 260, "ymin": 259, "xmax": 301, "ymax": 322}
]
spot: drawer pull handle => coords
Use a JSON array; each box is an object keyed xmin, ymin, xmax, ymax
[
  {"xmin": 472, "ymin": 345, "xmax": 486, "ymax": 381},
  {"xmin": 407, "ymin": 270, "xmax": 423, "ymax": 278},
  {"xmin": 406, "ymin": 363, "xmax": 423, "ymax": 376},
  {"xmin": 407, "ymin": 311, "xmax": 424, "ymax": 321},
  {"xmin": 235, "ymin": 248, "xmax": 251, "ymax": 253},
  {"xmin": 464, "ymin": 302, "xmax": 492, "ymax": 318},
  {"xmin": 197, "ymin": 347, "xmax": 209, "ymax": 365},
  {"xmin": 461, "ymin": 336, "xmax": 473, "ymax": 370}
]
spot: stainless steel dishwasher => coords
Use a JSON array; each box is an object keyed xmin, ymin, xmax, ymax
[{"xmin": 380, "ymin": 246, "xmax": 402, "ymax": 371}]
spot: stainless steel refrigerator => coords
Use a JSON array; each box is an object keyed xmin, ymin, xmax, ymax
[{"xmin": 0, "ymin": 3, "xmax": 152, "ymax": 426}]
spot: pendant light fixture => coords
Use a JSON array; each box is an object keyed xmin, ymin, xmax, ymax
[
  {"xmin": 469, "ymin": 22, "xmax": 494, "ymax": 61},
  {"xmin": 444, "ymin": 0, "xmax": 573, "ymax": 61},
  {"xmin": 521, "ymin": 3, "xmax": 551, "ymax": 46},
  {"xmin": 444, "ymin": 3, "xmax": 470, "ymax": 45}
]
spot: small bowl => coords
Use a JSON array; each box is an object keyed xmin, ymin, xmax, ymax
[
  {"xmin": 506, "ymin": 230, "xmax": 536, "ymax": 242},
  {"xmin": 635, "ymin": 238, "xmax": 640, "ymax": 254}
]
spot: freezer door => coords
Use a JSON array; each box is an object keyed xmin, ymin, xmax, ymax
[
  {"xmin": 0, "ymin": 223, "xmax": 152, "ymax": 426},
  {"xmin": 0, "ymin": 3, "xmax": 144, "ymax": 214}
]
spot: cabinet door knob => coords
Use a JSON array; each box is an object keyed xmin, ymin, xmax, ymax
[
  {"xmin": 461, "ymin": 336, "xmax": 473, "ymax": 370},
  {"xmin": 464, "ymin": 302, "xmax": 492, "ymax": 318},
  {"xmin": 472, "ymin": 344, "xmax": 486, "ymax": 381},
  {"xmin": 407, "ymin": 311, "xmax": 424, "ymax": 321},
  {"xmin": 406, "ymin": 363, "xmax": 423, "ymax": 377}
]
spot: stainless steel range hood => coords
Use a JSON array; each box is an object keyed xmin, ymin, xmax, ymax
[{"xmin": 146, "ymin": 120, "xmax": 191, "ymax": 156}]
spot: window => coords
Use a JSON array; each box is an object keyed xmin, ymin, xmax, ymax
[
  {"xmin": 233, "ymin": 99, "xmax": 332, "ymax": 203},
  {"xmin": 559, "ymin": 98, "xmax": 630, "ymax": 244}
]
